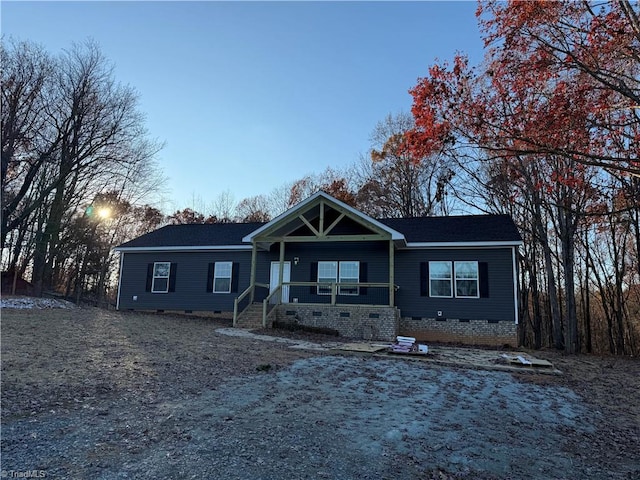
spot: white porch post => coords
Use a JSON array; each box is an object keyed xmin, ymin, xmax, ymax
[
  {"xmin": 389, "ymin": 239, "xmax": 395, "ymax": 307},
  {"xmin": 249, "ymin": 242, "xmax": 257, "ymax": 302},
  {"xmin": 278, "ymin": 240, "xmax": 285, "ymax": 304}
]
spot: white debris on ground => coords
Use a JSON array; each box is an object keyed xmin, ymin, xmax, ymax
[
  {"xmin": 0, "ymin": 296, "xmax": 77, "ymax": 309},
  {"xmin": 389, "ymin": 335, "xmax": 429, "ymax": 354}
]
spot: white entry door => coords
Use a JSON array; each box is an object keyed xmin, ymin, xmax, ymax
[{"xmin": 270, "ymin": 261, "xmax": 291, "ymax": 304}]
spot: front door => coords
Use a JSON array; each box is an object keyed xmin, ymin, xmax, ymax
[{"xmin": 270, "ymin": 261, "xmax": 291, "ymax": 304}]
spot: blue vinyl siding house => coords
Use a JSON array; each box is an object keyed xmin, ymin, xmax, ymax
[{"xmin": 114, "ymin": 192, "xmax": 523, "ymax": 345}]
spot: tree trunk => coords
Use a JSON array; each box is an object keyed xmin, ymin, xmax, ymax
[
  {"xmin": 530, "ymin": 259, "xmax": 543, "ymax": 350},
  {"xmin": 583, "ymin": 233, "xmax": 592, "ymax": 353},
  {"xmin": 31, "ymin": 215, "xmax": 49, "ymax": 297},
  {"xmin": 561, "ymin": 233, "xmax": 579, "ymax": 353},
  {"xmin": 519, "ymin": 286, "xmax": 529, "ymax": 347},
  {"xmin": 96, "ymin": 252, "xmax": 110, "ymax": 307},
  {"xmin": 587, "ymin": 246, "xmax": 616, "ymax": 354},
  {"xmin": 533, "ymin": 199, "xmax": 563, "ymax": 349},
  {"xmin": 559, "ymin": 204, "xmax": 579, "ymax": 354}
]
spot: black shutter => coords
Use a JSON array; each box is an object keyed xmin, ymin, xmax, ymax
[
  {"xmin": 168, "ymin": 263, "xmax": 177, "ymax": 292},
  {"xmin": 310, "ymin": 262, "xmax": 318, "ymax": 294},
  {"xmin": 145, "ymin": 263, "xmax": 153, "ymax": 292},
  {"xmin": 206, "ymin": 263, "xmax": 214, "ymax": 292},
  {"xmin": 420, "ymin": 262, "xmax": 429, "ymax": 296},
  {"xmin": 360, "ymin": 262, "xmax": 368, "ymax": 295},
  {"xmin": 479, "ymin": 262, "xmax": 489, "ymax": 298},
  {"xmin": 231, "ymin": 262, "xmax": 240, "ymax": 293}
]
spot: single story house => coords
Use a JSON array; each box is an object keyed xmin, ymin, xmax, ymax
[{"xmin": 114, "ymin": 191, "xmax": 523, "ymax": 346}]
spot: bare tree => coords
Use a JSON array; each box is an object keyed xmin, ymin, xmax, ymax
[
  {"xmin": 1, "ymin": 38, "xmax": 163, "ymax": 296},
  {"xmin": 1, "ymin": 39, "xmax": 53, "ymax": 248},
  {"xmin": 209, "ymin": 190, "xmax": 236, "ymax": 223},
  {"xmin": 235, "ymin": 195, "xmax": 271, "ymax": 222}
]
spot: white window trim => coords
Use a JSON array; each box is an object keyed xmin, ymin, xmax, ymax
[
  {"xmin": 317, "ymin": 261, "xmax": 337, "ymax": 296},
  {"xmin": 429, "ymin": 261, "xmax": 453, "ymax": 298},
  {"xmin": 152, "ymin": 261, "xmax": 171, "ymax": 294},
  {"xmin": 213, "ymin": 261, "xmax": 233, "ymax": 294},
  {"xmin": 338, "ymin": 261, "xmax": 360, "ymax": 296},
  {"xmin": 454, "ymin": 261, "xmax": 480, "ymax": 299}
]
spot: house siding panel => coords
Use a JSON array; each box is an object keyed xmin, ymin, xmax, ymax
[
  {"xmin": 394, "ymin": 247, "xmax": 516, "ymax": 322},
  {"xmin": 118, "ymin": 251, "xmax": 252, "ymax": 311},
  {"xmin": 272, "ymin": 241, "xmax": 390, "ymax": 305}
]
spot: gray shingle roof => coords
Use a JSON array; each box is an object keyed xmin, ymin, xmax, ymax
[
  {"xmin": 116, "ymin": 215, "xmax": 521, "ymax": 249},
  {"xmin": 379, "ymin": 214, "xmax": 522, "ymax": 243},
  {"xmin": 117, "ymin": 222, "xmax": 265, "ymax": 248}
]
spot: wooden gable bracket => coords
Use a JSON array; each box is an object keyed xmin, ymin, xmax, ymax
[
  {"xmin": 323, "ymin": 213, "xmax": 346, "ymax": 236},
  {"xmin": 310, "ymin": 199, "xmax": 349, "ymax": 237},
  {"xmin": 298, "ymin": 215, "xmax": 320, "ymax": 237},
  {"xmin": 322, "ymin": 199, "xmax": 391, "ymax": 239},
  {"xmin": 319, "ymin": 199, "xmax": 325, "ymax": 235}
]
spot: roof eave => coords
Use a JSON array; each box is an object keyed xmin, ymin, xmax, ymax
[
  {"xmin": 403, "ymin": 240, "xmax": 523, "ymax": 249},
  {"xmin": 113, "ymin": 245, "xmax": 252, "ymax": 253}
]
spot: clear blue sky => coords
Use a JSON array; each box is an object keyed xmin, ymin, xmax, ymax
[{"xmin": 2, "ymin": 1, "xmax": 485, "ymax": 213}]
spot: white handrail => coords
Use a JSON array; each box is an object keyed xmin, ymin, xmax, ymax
[{"xmin": 262, "ymin": 284, "xmax": 282, "ymax": 328}]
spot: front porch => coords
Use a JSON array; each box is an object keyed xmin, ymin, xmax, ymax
[
  {"xmin": 232, "ymin": 192, "xmax": 404, "ymax": 339},
  {"xmin": 233, "ymin": 281, "xmax": 398, "ymax": 340}
]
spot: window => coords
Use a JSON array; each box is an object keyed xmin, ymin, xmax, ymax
[
  {"xmin": 213, "ymin": 261, "xmax": 232, "ymax": 293},
  {"xmin": 339, "ymin": 261, "xmax": 360, "ymax": 295},
  {"xmin": 455, "ymin": 261, "xmax": 479, "ymax": 298},
  {"xmin": 317, "ymin": 261, "xmax": 338, "ymax": 295},
  {"xmin": 427, "ymin": 261, "xmax": 480, "ymax": 298},
  {"xmin": 316, "ymin": 261, "xmax": 361, "ymax": 295},
  {"xmin": 152, "ymin": 262, "xmax": 171, "ymax": 293},
  {"xmin": 429, "ymin": 261, "xmax": 452, "ymax": 297}
]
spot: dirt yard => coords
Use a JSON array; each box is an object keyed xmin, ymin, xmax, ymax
[{"xmin": 1, "ymin": 306, "xmax": 639, "ymax": 479}]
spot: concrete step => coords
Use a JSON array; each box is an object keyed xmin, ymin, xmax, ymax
[{"xmin": 236, "ymin": 303, "xmax": 265, "ymax": 328}]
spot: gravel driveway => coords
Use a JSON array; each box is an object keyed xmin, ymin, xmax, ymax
[{"xmin": 2, "ymin": 307, "xmax": 639, "ymax": 479}]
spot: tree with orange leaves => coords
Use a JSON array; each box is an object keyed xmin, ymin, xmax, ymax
[{"xmin": 408, "ymin": 1, "xmax": 639, "ymax": 353}]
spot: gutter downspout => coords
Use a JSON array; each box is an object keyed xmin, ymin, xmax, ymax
[{"xmin": 512, "ymin": 246, "xmax": 519, "ymax": 325}]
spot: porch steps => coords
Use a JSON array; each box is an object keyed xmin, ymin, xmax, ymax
[{"xmin": 236, "ymin": 302, "xmax": 265, "ymax": 329}]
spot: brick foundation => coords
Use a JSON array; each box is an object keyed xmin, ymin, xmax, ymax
[
  {"xmin": 400, "ymin": 317, "xmax": 517, "ymax": 347},
  {"xmin": 275, "ymin": 304, "xmax": 399, "ymax": 341}
]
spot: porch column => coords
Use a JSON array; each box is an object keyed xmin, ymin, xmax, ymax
[
  {"xmin": 278, "ymin": 240, "xmax": 285, "ymax": 304},
  {"xmin": 389, "ymin": 239, "xmax": 395, "ymax": 307},
  {"xmin": 249, "ymin": 242, "xmax": 257, "ymax": 302}
]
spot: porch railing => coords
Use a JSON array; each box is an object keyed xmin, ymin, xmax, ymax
[
  {"xmin": 262, "ymin": 285, "xmax": 282, "ymax": 328},
  {"xmin": 234, "ymin": 281, "xmax": 396, "ymax": 328},
  {"xmin": 233, "ymin": 282, "xmax": 269, "ymax": 326},
  {"xmin": 278, "ymin": 282, "xmax": 395, "ymax": 307}
]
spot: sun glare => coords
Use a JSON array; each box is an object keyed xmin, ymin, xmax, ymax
[{"xmin": 97, "ymin": 207, "xmax": 111, "ymax": 219}]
